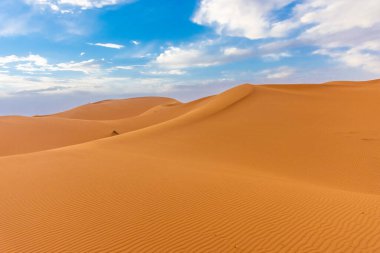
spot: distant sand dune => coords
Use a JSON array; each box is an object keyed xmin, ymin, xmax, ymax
[
  {"xmin": 1, "ymin": 80, "xmax": 380, "ymax": 252},
  {"xmin": 51, "ymin": 97, "xmax": 179, "ymax": 120}
]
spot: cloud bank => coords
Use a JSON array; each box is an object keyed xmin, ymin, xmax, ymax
[{"xmin": 193, "ymin": 0, "xmax": 380, "ymax": 74}]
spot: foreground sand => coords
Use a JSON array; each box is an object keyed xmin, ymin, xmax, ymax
[{"xmin": 1, "ymin": 80, "xmax": 380, "ymax": 252}]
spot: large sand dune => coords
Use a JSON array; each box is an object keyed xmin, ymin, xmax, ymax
[{"xmin": 1, "ymin": 80, "xmax": 380, "ymax": 252}]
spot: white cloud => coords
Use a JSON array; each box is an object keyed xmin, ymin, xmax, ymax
[
  {"xmin": 0, "ymin": 72, "xmax": 182, "ymax": 99},
  {"xmin": 262, "ymin": 52, "xmax": 292, "ymax": 61},
  {"xmin": 223, "ymin": 47, "xmax": 252, "ymax": 57},
  {"xmin": 296, "ymin": 0, "xmax": 380, "ymax": 37},
  {"xmin": 295, "ymin": 0, "xmax": 380, "ymax": 74},
  {"xmin": 112, "ymin": 65, "xmax": 135, "ymax": 70},
  {"xmin": 24, "ymin": 0, "xmax": 133, "ymax": 11},
  {"xmin": 261, "ymin": 66, "xmax": 295, "ymax": 79},
  {"xmin": 193, "ymin": 0, "xmax": 380, "ymax": 74},
  {"xmin": 0, "ymin": 54, "xmax": 100, "ymax": 74},
  {"xmin": 142, "ymin": 69, "xmax": 187, "ymax": 76},
  {"xmin": 53, "ymin": 59, "xmax": 100, "ymax": 74},
  {"xmin": 193, "ymin": 0, "xmax": 295, "ymax": 39},
  {"xmin": 155, "ymin": 46, "xmax": 221, "ymax": 68},
  {"xmin": 0, "ymin": 54, "xmax": 48, "ymax": 67},
  {"xmin": 0, "ymin": 64, "xmax": 182, "ymax": 97},
  {"xmin": 131, "ymin": 40, "xmax": 140, "ymax": 45},
  {"xmin": 315, "ymin": 48, "xmax": 380, "ymax": 74},
  {"xmin": 193, "ymin": 0, "xmax": 380, "ymax": 42},
  {"xmin": 80, "ymin": 52, "xmax": 86, "ymax": 56},
  {"xmin": 154, "ymin": 41, "xmax": 253, "ymax": 69},
  {"xmin": 358, "ymin": 41, "xmax": 380, "ymax": 52},
  {"xmin": 89, "ymin": 43, "xmax": 125, "ymax": 49}
]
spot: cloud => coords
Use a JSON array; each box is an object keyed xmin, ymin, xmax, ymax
[
  {"xmin": 24, "ymin": 0, "xmax": 134, "ymax": 12},
  {"xmin": 0, "ymin": 0, "xmax": 103, "ymax": 38},
  {"xmin": 0, "ymin": 54, "xmax": 100, "ymax": 74},
  {"xmin": 111, "ymin": 65, "xmax": 135, "ymax": 70},
  {"xmin": 294, "ymin": 0, "xmax": 380, "ymax": 74},
  {"xmin": 0, "ymin": 71, "xmax": 177, "ymax": 98},
  {"xmin": 314, "ymin": 48, "xmax": 380, "ymax": 74},
  {"xmin": 295, "ymin": 0, "xmax": 380, "ymax": 37},
  {"xmin": 193, "ymin": 0, "xmax": 380, "ymax": 42},
  {"xmin": 53, "ymin": 59, "xmax": 101, "ymax": 74},
  {"xmin": 223, "ymin": 47, "xmax": 252, "ymax": 57},
  {"xmin": 0, "ymin": 15, "xmax": 34, "ymax": 37},
  {"xmin": 14, "ymin": 86, "xmax": 69, "ymax": 95},
  {"xmin": 142, "ymin": 69, "xmax": 187, "ymax": 76},
  {"xmin": 193, "ymin": 0, "xmax": 380, "ymax": 74},
  {"xmin": 154, "ymin": 40, "xmax": 254, "ymax": 69},
  {"xmin": 131, "ymin": 40, "xmax": 140, "ymax": 45},
  {"xmin": 262, "ymin": 52, "xmax": 292, "ymax": 61},
  {"xmin": 89, "ymin": 43, "xmax": 125, "ymax": 49},
  {"xmin": 261, "ymin": 66, "xmax": 295, "ymax": 79},
  {"xmin": 193, "ymin": 0, "xmax": 296, "ymax": 40},
  {"xmin": 0, "ymin": 54, "xmax": 48, "ymax": 67},
  {"xmin": 155, "ymin": 46, "xmax": 220, "ymax": 68}
]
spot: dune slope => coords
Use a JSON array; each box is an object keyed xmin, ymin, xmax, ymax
[{"xmin": 1, "ymin": 80, "xmax": 380, "ymax": 252}]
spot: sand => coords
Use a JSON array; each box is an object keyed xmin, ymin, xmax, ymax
[{"xmin": 1, "ymin": 80, "xmax": 380, "ymax": 252}]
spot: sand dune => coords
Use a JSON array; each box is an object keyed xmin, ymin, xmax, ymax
[
  {"xmin": 50, "ymin": 97, "xmax": 178, "ymax": 120},
  {"xmin": 1, "ymin": 80, "xmax": 380, "ymax": 252},
  {"xmin": 0, "ymin": 97, "xmax": 206, "ymax": 156}
]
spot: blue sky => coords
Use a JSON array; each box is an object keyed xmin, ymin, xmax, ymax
[{"xmin": 0, "ymin": 0, "xmax": 379, "ymax": 115}]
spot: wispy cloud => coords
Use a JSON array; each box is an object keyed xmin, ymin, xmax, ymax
[
  {"xmin": 154, "ymin": 39, "xmax": 254, "ymax": 69},
  {"xmin": 261, "ymin": 66, "xmax": 296, "ymax": 79},
  {"xmin": 262, "ymin": 52, "xmax": 292, "ymax": 61},
  {"xmin": 0, "ymin": 54, "xmax": 100, "ymax": 74},
  {"xmin": 314, "ymin": 48, "xmax": 380, "ymax": 74},
  {"xmin": 155, "ymin": 46, "xmax": 219, "ymax": 68},
  {"xmin": 131, "ymin": 40, "xmax": 140, "ymax": 45},
  {"xmin": 142, "ymin": 69, "xmax": 187, "ymax": 76},
  {"xmin": 223, "ymin": 47, "xmax": 253, "ymax": 57},
  {"xmin": 0, "ymin": 71, "xmax": 176, "ymax": 97},
  {"xmin": 111, "ymin": 66, "xmax": 135, "ymax": 71},
  {"xmin": 89, "ymin": 43, "xmax": 125, "ymax": 49},
  {"xmin": 0, "ymin": 1, "xmax": 100, "ymax": 38},
  {"xmin": 24, "ymin": 0, "xmax": 135, "ymax": 12},
  {"xmin": 0, "ymin": 54, "xmax": 47, "ymax": 66}
]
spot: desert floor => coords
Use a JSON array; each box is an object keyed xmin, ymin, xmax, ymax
[{"xmin": 1, "ymin": 80, "xmax": 380, "ymax": 252}]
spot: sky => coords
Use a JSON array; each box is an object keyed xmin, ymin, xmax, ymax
[{"xmin": 0, "ymin": 0, "xmax": 379, "ymax": 115}]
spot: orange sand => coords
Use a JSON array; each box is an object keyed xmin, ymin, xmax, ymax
[{"xmin": 1, "ymin": 80, "xmax": 380, "ymax": 252}]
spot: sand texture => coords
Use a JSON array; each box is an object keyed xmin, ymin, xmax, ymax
[{"xmin": 1, "ymin": 80, "xmax": 380, "ymax": 252}]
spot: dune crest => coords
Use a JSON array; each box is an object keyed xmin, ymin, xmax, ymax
[{"xmin": 1, "ymin": 80, "xmax": 380, "ymax": 252}]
